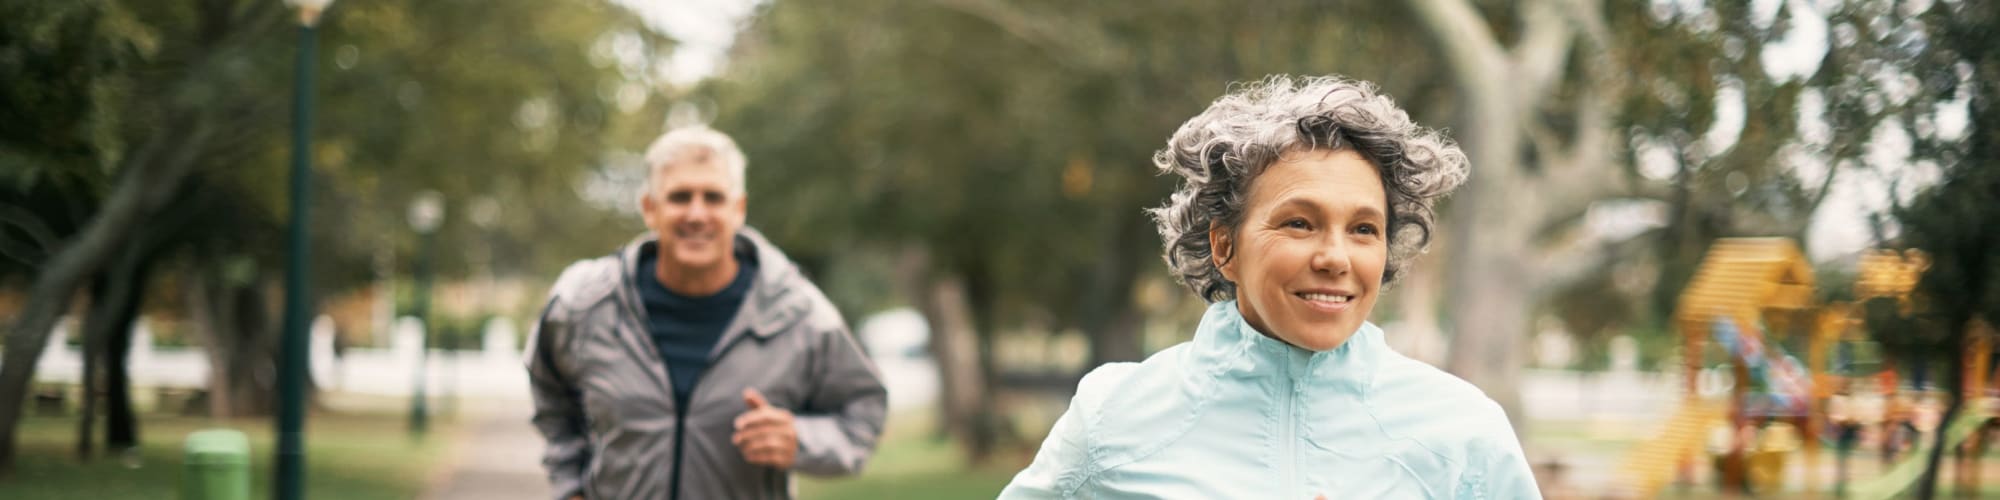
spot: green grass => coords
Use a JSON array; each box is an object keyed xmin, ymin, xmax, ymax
[
  {"xmin": 0, "ymin": 412, "xmax": 456, "ymax": 499},
  {"xmin": 798, "ymin": 416, "xmax": 1022, "ymax": 500}
]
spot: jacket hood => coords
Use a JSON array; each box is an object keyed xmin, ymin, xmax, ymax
[{"xmin": 616, "ymin": 226, "xmax": 818, "ymax": 340}]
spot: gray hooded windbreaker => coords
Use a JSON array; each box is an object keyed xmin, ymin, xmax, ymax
[{"xmin": 526, "ymin": 228, "xmax": 887, "ymax": 500}]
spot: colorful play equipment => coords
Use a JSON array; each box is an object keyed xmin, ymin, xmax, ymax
[
  {"xmin": 1613, "ymin": 239, "xmax": 1998, "ymax": 498},
  {"xmin": 1617, "ymin": 238, "xmax": 1826, "ymax": 497}
]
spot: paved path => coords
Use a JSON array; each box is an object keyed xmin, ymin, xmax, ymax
[{"xmin": 421, "ymin": 399, "xmax": 550, "ymax": 500}]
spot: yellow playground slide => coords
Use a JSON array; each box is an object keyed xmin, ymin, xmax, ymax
[{"xmin": 1614, "ymin": 398, "xmax": 1727, "ymax": 498}]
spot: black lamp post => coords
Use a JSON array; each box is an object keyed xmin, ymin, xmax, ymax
[
  {"xmin": 406, "ymin": 190, "xmax": 444, "ymax": 436},
  {"xmin": 277, "ymin": 0, "xmax": 332, "ymax": 498}
]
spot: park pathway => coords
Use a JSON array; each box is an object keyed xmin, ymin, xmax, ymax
[{"xmin": 421, "ymin": 398, "xmax": 549, "ymax": 500}]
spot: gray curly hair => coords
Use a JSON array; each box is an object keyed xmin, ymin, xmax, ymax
[{"xmin": 1147, "ymin": 75, "xmax": 1470, "ymax": 303}]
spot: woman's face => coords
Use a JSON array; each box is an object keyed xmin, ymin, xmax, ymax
[{"xmin": 1212, "ymin": 149, "xmax": 1388, "ymax": 351}]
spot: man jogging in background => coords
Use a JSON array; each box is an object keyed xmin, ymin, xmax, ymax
[{"xmin": 526, "ymin": 126, "xmax": 887, "ymax": 499}]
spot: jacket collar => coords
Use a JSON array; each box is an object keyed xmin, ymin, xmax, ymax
[
  {"xmin": 1190, "ymin": 300, "xmax": 1382, "ymax": 394},
  {"xmin": 615, "ymin": 226, "xmax": 813, "ymax": 341}
]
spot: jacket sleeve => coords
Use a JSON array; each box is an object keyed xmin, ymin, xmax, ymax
[
  {"xmin": 525, "ymin": 297, "xmax": 590, "ymax": 500},
  {"xmin": 1459, "ymin": 417, "xmax": 1543, "ymax": 500},
  {"xmin": 999, "ymin": 364, "xmax": 1128, "ymax": 499},
  {"xmin": 789, "ymin": 323, "xmax": 889, "ymax": 476},
  {"xmin": 996, "ymin": 396, "xmax": 1090, "ymax": 499}
]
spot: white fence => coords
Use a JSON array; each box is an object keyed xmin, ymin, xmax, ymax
[
  {"xmin": 15, "ymin": 315, "xmax": 532, "ymax": 401},
  {"xmin": 12, "ymin": 312, "xmax": 1670, "ymax": 418}
]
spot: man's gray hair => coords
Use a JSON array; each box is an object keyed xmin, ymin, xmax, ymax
[
  {"xmin": 1147, "ymin": 75, "xmax": 1470, "ymax": 303},
  {"xmin": 642, "ymin": 126, "xmax": 748, "ymax": 195}
]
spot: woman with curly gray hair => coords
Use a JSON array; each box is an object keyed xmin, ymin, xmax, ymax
[{"xmin": 1000, "ymin": 76, "xmax": 1540, "ymax": 499}]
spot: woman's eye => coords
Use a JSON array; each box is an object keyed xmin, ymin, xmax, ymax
[
  {"xmin": 1282, "ymin": 219, "xmax": 1312, "ymax": 230},
  {"xmin": 1355, "ymin": 223, "xmax": 1381, "ymax": 236}
]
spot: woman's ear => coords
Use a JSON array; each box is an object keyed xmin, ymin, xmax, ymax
[{"xmin": 1209, "ymin": 224, "xmax": 1237, "ymax": 282}]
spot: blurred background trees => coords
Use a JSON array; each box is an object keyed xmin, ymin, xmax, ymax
[
  {"xmin": 2, "ymin": 0, "xmax": 1991, "ymax": 487},
  {"xmin": 699, "ymin": 0, "xmax": 1971, "ymax": 459},
  {"xmin": 0, "ymin": 0, "xmax": 668, "ymax": 472}
]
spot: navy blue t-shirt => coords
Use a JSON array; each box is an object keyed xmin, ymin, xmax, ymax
[{"xmin": 635, "ymin": 241, "xmax": 758, "ymax": 409}]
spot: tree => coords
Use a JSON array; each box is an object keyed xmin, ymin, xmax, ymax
[
  {"xmin": 0, "ymin": 0, "xmax": 283, "ymax": 473},
  {"xmin": 1408, "ymin": 0, "xmax": 1934, "ymax": 425},
  {"xmin": 1863, "ymin": 159, "xmax": 1998, "ymax": 499},
  {"xmin": 0, "ymin": 0, "xmax": 670, "ymax": 473},
  {"xmin": 1861, "ymin": 1, "xmax": 2000, "ymax": 495}
]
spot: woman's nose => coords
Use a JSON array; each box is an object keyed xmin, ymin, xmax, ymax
[{"xmin": 1311, "ymin": 237, "xmax": 1350, "ymax": 276}]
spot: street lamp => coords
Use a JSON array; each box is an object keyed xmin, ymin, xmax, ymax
[
  {"xmin": 277, "ymin": 0, "xmax": 332, "ymax": 499},
  {"xmin": 407, "ymin": 190, "xmax": 444, "ymax": 436}
]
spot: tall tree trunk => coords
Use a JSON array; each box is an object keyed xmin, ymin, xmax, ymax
[
  {"xmin": 961, "ymin": 259, "xmax": 1012, "ymax": 462},
  {"xmin": 73, "ymin": 183, "xmax": 187, "ymax": 460},
  {"xmin": 1408, "ymin": 0, "xmax": 1602, "ymax": 432},
  {"xmin": 1087, "ymin": 308, "xmax": 1144, "ymax": 369},
  {"xmin": 75, "ymin": 274, "xmax": 110, "ymax": 460},
  {"xmin": 1917, "ymin": 346, "xmax": 1965, "ymax": 499},
  {"xmin": 922, "ymin": 272, "xmax": 990, "ymax": 460},
  {"xmin": 187, "ymin": 265, "xmax": 280, "ymax": 418},
  {"xmin": 185, "ymin": 268, "xmax": 229, "ymax": 418},
  {"xmin": 1083, "ymin": 216, "xmax": 1149, "ymax": 368},
  {"xmin": 1442, "ymin": 93, "xmax": 1534, "ymax": 427},
  {"xmin": 104, "ymin": 299, "xmax": 138, "ymax": 452},
  {"xmin": 892, "ymin": 244, "xmax": 991, "ymax": 455},
  {"xmin": 103, "ymin": 258, "xmax": 153, "ymax": 452},
  {"xmin": 0, "ymin": 121, "xmax": 212, "ymax": 473},
  {"xmin": 73, "ymin": 259, "xmax": 152, "ymax": 460},
  {"xmin": 221, "ymin": 282, "xmax": 278, "ymax": 417}
]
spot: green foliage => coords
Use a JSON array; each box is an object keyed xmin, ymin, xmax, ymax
[
  {"xmin": 0, "ymin": 0, "xmax": 675, "ymax": 298},
  {"xmin": 706, "ymin": 0, "xmax": 1444, "ymax": 326},
  {"xmin": 306, "ymin": 0, "xmax": 674, "ymax": 285},
  {"xmin": 0, "ymin": 1, "xmax": 148, "ymax": 192},
  {"xmin": 1863, "ymin": 0, "xmax": 2000, "ymax": 365}
]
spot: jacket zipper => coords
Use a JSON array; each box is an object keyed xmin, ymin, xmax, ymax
[
  {"xmin": 1281, "ymin": 359, "xmax": 1298, "ymax": 499},
  {"xmin": 672, "ymin": 331, "xmax": 759, "ymax": 500},
  {"xmin": 668, "ymin": 404, "xmax": 687, "ymax": 500},
  {"xmin": 614, "ymin": 281, "xmax": 690, "ymax": 500},
  {"xmin": 622, "ymin": 248, "xmax": 774, "ymax": 499}
]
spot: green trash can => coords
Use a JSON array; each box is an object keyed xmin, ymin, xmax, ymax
[{"xmin": 182, "ymin": 429, "xmax": 251, "ymax": 500}]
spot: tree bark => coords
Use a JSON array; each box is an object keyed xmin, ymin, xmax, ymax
[
  {"xmin": 961, "ymin": 260, "xmax": 1012, "ymax": 462},
  {"xmin": 922, "ymin": 272, "xmax": 991, "ymax": 459},
  {"xmin": 1083, "ymin": 216, "xmax": 1150, "ymax": 367},
  {"xmin": 0, "ymin": 121, "xmax": 212, "ymax": 474},
  {"xmin": 1916, "ymin": 346, "xmax": 1964, "ymax": 499},
  {"xmin": 1441, "ymin": 95, "xmax": 1536, "ymax": 427},
  {"xmin": 72, "ymin": 184, "xmax": 190, "ymax": 460},
  {"xmin": 103, "ymin": 257, "xmax": 153, "ymax": 452},
  {"xmin": 223, "ymin": 281, "xmax": 278, "ymax": 417},
  {"xmin": 184, "ymin": 261, "xmax": 282, "ymax": 419},
  {"xmin": 103, "ymin": 295, "xmax": 138, "ymax": 452},
  {"xmin": 1408, "ymin": 0, "xmax": 1602, "ymax": 432},
  {"xmin": 892, "ymin": 244, "xmax": 992, "ymax": 457},
  {"xmin": 74, "ymin": 274, "xmax": 109, "ymax": 460},
  {"xmin": 72, "ymin": 259, "xmax": 152, "ymax": 460},
  {"xmin": 184, "ymin": 268, "xmax": 227, "ymax": 418}
]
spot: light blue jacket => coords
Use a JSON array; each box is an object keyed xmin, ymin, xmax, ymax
[{"xmin": 1000, "ymin": 301, "xmax": 1540, "ymax": 499}]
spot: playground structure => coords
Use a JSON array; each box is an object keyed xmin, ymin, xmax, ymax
[{"xmin": 1613, "ymin": 239, "xmax": 1999, "ymax": 498}]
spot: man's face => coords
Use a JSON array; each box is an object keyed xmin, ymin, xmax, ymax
[{"xmin": 640, "ymin": 159, "xmax": 746, "ymax": 271}]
